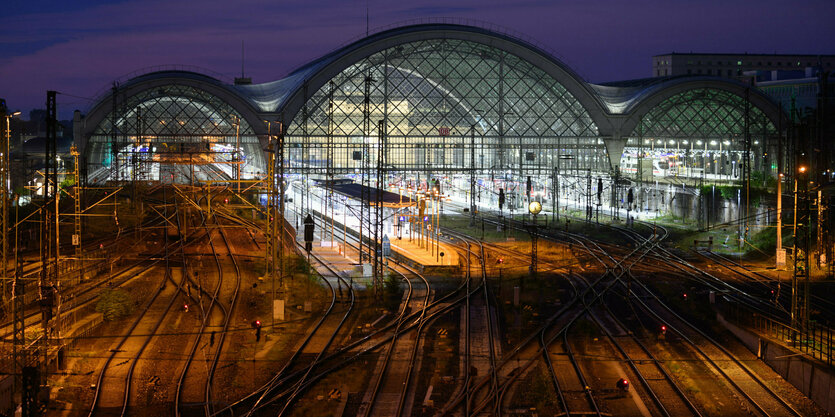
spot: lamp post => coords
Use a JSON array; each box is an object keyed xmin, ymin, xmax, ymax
[
  {"xmin": 2, "ymin": 105, "xmax": 20, "ymax": 304},
  {"xmin": 792, "ymin": 165, "xmax": 810, "ymax": 337}
]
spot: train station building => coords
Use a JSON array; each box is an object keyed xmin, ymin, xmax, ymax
[{"xmin": 74, "ymin": 23, "xmax": 785, "ymax": 213}]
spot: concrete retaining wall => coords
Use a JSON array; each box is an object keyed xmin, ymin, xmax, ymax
[{"xmin": 718, "ymin": 313, "xmax": 835, "ymax": 415}]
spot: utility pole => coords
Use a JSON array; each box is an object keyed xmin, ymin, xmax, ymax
[
  {"xmin": 110, "ymin": 84, "xmax": 119, "ymax": 183},
  {"xmin": 744, "ymin": 86, "xmax": 751, "ymax": 247},
  {"xmin": 71, "ymin": 146, "xmax": 82, "ymax": 285},
  {"xmin": 360, "ymin": 73, "xmax": 373, "ymax": 267},
  {"xmin": 234, "ymin": 115, "xmax": 241, "ymax": 194},
  {"xmin": 40, "ymin": 90, "xmax": 59, "ymax": 399},
  {"xmin": 817, "ymin": 190, "xmax": 823, "ymax": 271},
  {"xmin": 327, "ymin": 81, "xmax": 335, "ymax": 247},
  {"xmin": 469, "ymin": 124, "xmax": 476, "ymax": 226},
  {"xmin": 277, "ymin": 120, "xmax": 285, "ymax": 297},
  {"xmin": 374, "ymin": 120, "xmax": 387, "ymax": 293},
  {"xmin": 265, "ymin": 121, "xmax": 280, "ymax": 330},
  {"xmin": 585, "ymin": 169, "xmax": 592, "ymax": 223},
  {"xmin": 552, "ymin": 166, "xmax": 558, "ymax": 224},
  {"xmin": 776, "ymin": 105, "xmax": 784, "ymax": 268},
  {"xmin": 1, "ymin": 101, "xmax": 10, "ymax": 304},
  {"xmin": 792, "ymin": 166, "xmax": 811, "ymax": 340}
]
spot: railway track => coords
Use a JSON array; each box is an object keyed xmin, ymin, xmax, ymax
[
  {"xmin": 614, "ymin": 219, "xmax": 807, "ymax": 416},
  {"xmin": 212, "ymin": 206, "xmax": 479, "ymax": 417},
  {"xmin": 88, "ymin": 190, "xmax": 190, "ymax": 417}
]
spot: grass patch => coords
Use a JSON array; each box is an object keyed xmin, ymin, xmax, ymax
[{"xmin": 95, "ymin": 288, "xmax": 134, "ymax": 321}]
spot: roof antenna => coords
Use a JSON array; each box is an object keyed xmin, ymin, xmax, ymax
[{"xmin": 235, "ymin": 40, "xmax": 252, "ymax": 85}]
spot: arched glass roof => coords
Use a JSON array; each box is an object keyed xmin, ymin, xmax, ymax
[
  {"xmin": 92, "ymin": 84, "xmax": 254, "ymax": 138},
  {"xmin": 283, "ymin": 38, "xmax": 604, "ymax": 173},
  {"xmin": 630, "ymin": 88, "xmax": 775, "ymax": 139},
  {"xmin": 77, "ymin": 24, "xmax": 786, "ymax": 181},
  {"xmin": 85, "ymin": 84, "xmax": 264, "ymax": 184},
  {"xmin": 288, "ymin": 39, "xmax": 597, "ymax": 137},
  {"xmin": 288, "ymin": 38, "xmax": 598, "ymax": 139}
]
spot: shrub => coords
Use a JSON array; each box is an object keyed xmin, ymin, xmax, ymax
[{"xmin": 96, "ymin": 288, "xmax": 134, "ymax": 321}]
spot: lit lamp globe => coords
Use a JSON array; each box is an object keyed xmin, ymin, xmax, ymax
[{"xmin": 528, "ymin": 201, "xmax": 542, "ymax": 215}]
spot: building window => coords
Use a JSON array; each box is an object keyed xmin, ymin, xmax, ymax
[
  {"xmin": 737, "ymin": 60, "xmax": 742, "ymax": 65},
  {"xmin": 767, "ymin": 62, "xmax": 771, "ymax": 65},
  {"xmin": 707, "ymin": 69, "xmax": 712, "ymax": 75},
  {"xmin": 688, "ymin": 69, "xmax": 692, "ymax": 75},
  {"xmin": 697, "ymin": 69, "xmax": 702, "ymax": 74},
  {"xmin": 657, "ymin": 70, "xmax": 661, "ymax": 76},
  {"xmin": 727, "ymin": 69, "xmax": 732, "ymax": 76},
  {"xmin": 777, "ymin": 62, "xmax": 782, "ymax": 66},
  {"xmin": 758, "ymin": 61, "xmax": 762, "ymax": 65}
]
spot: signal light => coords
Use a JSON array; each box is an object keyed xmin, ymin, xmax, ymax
[
  {"xmin": 183, "ymin": 304, "xmax": 189, "ymax": 312},
  {"xmin": 254, "ymin": 319, "xmax": 262, "ymax": 342},
  {"xmin": 497, "ymin": 258, "xmax": 504, "ymax": 264},
  {"xmin": 660, "ymin": 325, "xmax": 667, "ymax": 335},
  {"xmin": 682, "ymin": 293, "xmax": 688, "ymax": 300},
  {"xmin": 224, "ymin": 198, "xmax": 229, "ymax": 204},
  {"xmin": 617, "ymin": 378, "xmax": 629, "ymax": 391}
]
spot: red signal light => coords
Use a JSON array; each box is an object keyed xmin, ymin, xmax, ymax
[{"xmin": 616, "ymin": 378, "xmax": 629, "ymax": 391}]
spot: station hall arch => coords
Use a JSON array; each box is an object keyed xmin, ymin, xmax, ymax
[
  {"xmin": 278, "ymin": 26, "xmax": 616, "ymax": 189},
  {"xmin": 79, "ymin": 73, "xmax": 267, "ymax": 185},
  {"xmin": 75, "ymin": 24, "xmax": 787, "ymax": 196},
  {"xmin": 617, "ymin": 81, "xmax": 780, "ymax": 183}
]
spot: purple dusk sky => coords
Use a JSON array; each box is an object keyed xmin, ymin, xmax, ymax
[{"xmin": 1, "ymin": 0, "xmax": 833, "ymax": 119}]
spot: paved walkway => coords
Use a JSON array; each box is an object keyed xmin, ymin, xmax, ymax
[{"xmin": 390, "ymin": 236, "xmax": 458, "ymax": 267}]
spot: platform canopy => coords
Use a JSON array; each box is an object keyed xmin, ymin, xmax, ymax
[{"xmin": 323, "ymin": 181, "xmax": 415, "ymax": 208}]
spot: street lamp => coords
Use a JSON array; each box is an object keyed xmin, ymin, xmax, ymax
[{"xmin": 1, "ymin": 107, "xmax": 19, "ymax": 305}]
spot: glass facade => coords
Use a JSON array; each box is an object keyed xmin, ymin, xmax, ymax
[
  {"xmin": 80, "ymin": 37, "xmax": 783, "ymax": 190},
  {"xmin": 86, "ymin": 84, "xmax": 263, "ymax": 184},
  {"xmin": 285, "ymin": 38, "xmax": 604, "ymax": 179},
  {"xmin": 623, "ymin": 88, "xmax": 777, "ymax": 181}
]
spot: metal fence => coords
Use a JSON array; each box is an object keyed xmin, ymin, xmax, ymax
[{"xmin": 725, "ymin": 302, "xmax": 833, "ymax": 368}]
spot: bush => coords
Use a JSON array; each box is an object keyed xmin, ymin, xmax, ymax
[
  {"xmin": 384, "ymin": 273, "xmax": 402, "ymax": 312},
  {"xmin": 60, "ymin": 175, "xmax": 76, "ymax": 189},
  {"xmin": 96, "ymin": 288, "xmax": 134, "ymax": 321}
]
